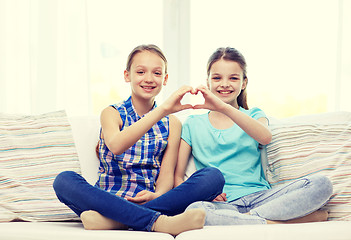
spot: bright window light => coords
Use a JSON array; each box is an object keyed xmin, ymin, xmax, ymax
[
  {"xmin": 87, "ymin": 0, "xmax": 163, "ymax": 115},
  {"xmin": 190, "ymin": 0, "xmax": 339, "ymax": 118}
]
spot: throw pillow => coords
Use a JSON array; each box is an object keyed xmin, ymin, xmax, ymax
[
  {"xmin": 0, "ymin": 110, "xmax": 81, "ymax": 222},
  {"xmin": 266, "ymin": 112, "xmax": 351, "ymax": 221}
]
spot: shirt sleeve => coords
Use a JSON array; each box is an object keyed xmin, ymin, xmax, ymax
[
  {"xmin": 250, "ymin": 107, "xmax": 269, "ymax": 124},
  {"xmin": 181, "ymin": 116, "xmax": 192, "ymax": 146}
]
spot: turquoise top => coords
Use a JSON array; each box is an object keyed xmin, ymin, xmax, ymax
[{"xmin": 181, "ymin": 107, "xmax": 271, "ymax": 202}]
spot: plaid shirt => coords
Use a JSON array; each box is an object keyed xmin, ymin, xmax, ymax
[{"xmin": 95, "ymin": 96, "xmax": 169, "ymax": 199}]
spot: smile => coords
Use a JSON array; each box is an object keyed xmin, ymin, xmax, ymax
[
  {"xmin": 218, "ymin": 90, "xmax": 233, "ymax": 94},
  {"xmin": 141, "ymin": 86, "xmax": 156, "ymax": 90}
]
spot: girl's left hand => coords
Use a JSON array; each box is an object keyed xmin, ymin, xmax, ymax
[
  {"xmin": 213, "ymin": 193, "xmax": 227, "ymax": 202},
  {"xmin": 193, "ymin": 85, "xmax": 226, "ymax": 111},
  {"xmin": 126, "ymin": 190, "xmax": 159, "ymax": 204}
]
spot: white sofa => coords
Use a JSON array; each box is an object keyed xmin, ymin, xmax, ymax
[{"xmin": 1, "ymin": 111, "xmax": 351, "ymax": 240}]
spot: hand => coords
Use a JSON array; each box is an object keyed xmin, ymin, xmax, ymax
[
  {"xmin": 126, "ymin": 190, "xmax": 158, "ymax": 204},
  {"xmin": 160, "ymin": 85, "xmax": 196, "ymax": 115},
  {"xmin": 213, "ymin": 193, "xmax": 227, "ymax": 202},
  {"xmin": 193, "ymin": 85, "xmax": 227, "ymax": 111}
]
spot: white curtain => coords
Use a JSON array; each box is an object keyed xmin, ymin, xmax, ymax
[
  {"xmin": 1, "ymin": 0, "xmax": 350, "ymax": 117},
  {"xmin": 0, "ymin": 0, "xmax": 90, "ymax": 116}
]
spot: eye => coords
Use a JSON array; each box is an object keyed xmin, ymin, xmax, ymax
[
  {"xmin": 212, "ymin": 76, "xmax": 221, "ymax": 81},
  {"xmin": 154, "ymin": 71, "xmax": 162, "ymax": 76},
  {"xmin": 230, "ymin": 77, "xmax": 239, "ymax": 81},
  {"xmin": 137, "ymin": 71, "xmax": 144, "ymax": 75}
]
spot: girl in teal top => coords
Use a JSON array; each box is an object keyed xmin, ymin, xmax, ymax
[
  {"xmin": 175, "ymin": 47, "xmax": 333, "ymax": 225},
  {"xmin": 181, "ymin": 107, "xmax": 270, "ymax": 203}
]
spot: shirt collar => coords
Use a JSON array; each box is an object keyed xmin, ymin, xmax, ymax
[{"xmin": 125, "ymin": 96, "xmax": 157, "ymax": 121}]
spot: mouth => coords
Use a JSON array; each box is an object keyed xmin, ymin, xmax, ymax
[
  {"xmin": 141, "ymin": 86, "xmax": 156, "ymax": 90},
  {"xmin": 217, "ymin": 90, "xmax": 234, "ymax": 95}
]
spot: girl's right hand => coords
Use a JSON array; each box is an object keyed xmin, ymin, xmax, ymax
[{"xmin": 161, "ymin": 85, "xmax": 195, "ymax": 115}]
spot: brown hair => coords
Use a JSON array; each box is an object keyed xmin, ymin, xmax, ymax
[
  {"xmin": 126, "ymin": 44, "xmax": 168, "ymax": 74},
  {"xmin": 207, "ymin": 47, "xmax": 249, "ymax": 110}
]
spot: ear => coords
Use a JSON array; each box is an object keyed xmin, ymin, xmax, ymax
[
  {"xmin": 241, "ymin": 77, "xmax": 248, "ymax": 90},
  {"xmin": 124, "ymin": 70, "xmax": 131, "ymax": 83},
  {"xmin": 206, "ymin": 78, "xmax": 210, "ymax": 89},
  {"xmin": 162, "ymin": 74, "xmax": 169, "ymax": 86}
]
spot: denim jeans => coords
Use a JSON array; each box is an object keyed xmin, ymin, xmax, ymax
[
  {"xmin": 53, "ymin": 167, "xmax": 224, "ymax": 231},
  {"xmin": 186, "ymin": 174, "xmax": 333, "ymax": 225}
]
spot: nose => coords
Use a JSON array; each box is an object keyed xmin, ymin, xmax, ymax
[
  {"xmin": 220, "ymin": 79, "xmax": 230, "ymax": 88},
  {"xmin": 145, "ymin": 72, "xmax": 153, "ymax": 83}
]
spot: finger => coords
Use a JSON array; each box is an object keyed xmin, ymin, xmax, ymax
[
  {"xmin": 213, "ymin": 196, "xmax": 223, "ymax": 202},
  {"xmin": 212, "ymin": 197, "xmax": 219, "ymax": 202},
  {"xmin": 195, "ymin": 85, "xmax": 207, "ymax": 92},
  {"xmin": 179, "ymin": 85, "xmax": 194, "ymax": 95},
  {"xmin": 126, "ymin": 196, "xmax": 135, "ymax": 202},
  {"xmin": 193, "ymin": 104, "xmax": 206, "ymax": 109},
  {"xmin": 134, "ymin": 190, "xmax": 147, "ymax": 197},
  {"xmin": 190, "ymin": 87, "xmax": 198, "ymax": 95},
  {"xmin": 220, "ymin": 193, "xmax": 227, "ymax": 202},
  {"xmin": 180, "ymin": 104, "xmax": 194, "ymax": 110},
  {"xmin": 127, "ymin": 191, "xmax": 146, "ymax": 201},
  {"xmin": 127, "ymin": 196, "xmax": 145, "ymax": 203},
  {"xmin": 218, "ymin": 195, "xmax": 225, "ymax": 201},
  {"xmin": 216, "ymin": 197, "xmax": 225, "ymax": 202},
  {"xmin": 173, "ymin": 89, "xmax": 192, "ymax": 102}
]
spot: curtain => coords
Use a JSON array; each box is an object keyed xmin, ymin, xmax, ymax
[{"xmin": 0, "ymin": 0, "xmax": 90, "ymax": 116}]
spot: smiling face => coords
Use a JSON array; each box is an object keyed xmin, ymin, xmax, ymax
[
  {"xmin": 124, "ymin": 50, "xmax": 168, "ymax": 101},
  {"xmin": 207, "ymin": 59, "xmax": 247, "ymax": 108}
]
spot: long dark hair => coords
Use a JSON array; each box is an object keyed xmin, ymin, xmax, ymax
[{"xmin": 207, "ymin": 47, "xmax": 249, "ymax": 110}]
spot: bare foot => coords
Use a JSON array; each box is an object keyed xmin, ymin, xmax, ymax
[
  {"xmin": 152, "ymin": 209, "xmax": 206, "ymax": 236},
  {"xmin": 283, "ymin": 210, "xmax": 328, "ymax": 223},
  {"xmin": 80, "ymin": 210, "xmax": 128, "ymax": 230},
  {"xmin": 266, "ymin": 210, "xmax": 329, "ymax": 224}
]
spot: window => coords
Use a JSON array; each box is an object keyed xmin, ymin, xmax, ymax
[
  {"xmin": 87, "ymin": 0, "xmax": 163, "ymax": 115},
  {"xmin": 189, "ymin": 0, "xmax": 348, "ymax": 118},
  {"xmin": 1, "ymin": 0, "xmax": 349, "ymax": 117}
]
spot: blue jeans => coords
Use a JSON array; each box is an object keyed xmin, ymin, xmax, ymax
[
  {"xmin": 53, "ymin": 167, "xmax": 224, "ymax": 231},
  {"xmin": 186, "ymin": 175, "xmax": 333, "ymax": 225}
]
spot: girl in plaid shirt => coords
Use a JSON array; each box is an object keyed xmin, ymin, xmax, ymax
[{"xmin": 54, "ymin": 44, "xmax": 224, "ymax": 235}]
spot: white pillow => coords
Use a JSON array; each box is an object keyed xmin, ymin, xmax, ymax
[
  {"xmin": 266, "ymin": 111, "xmax": 351, "ymax": 221},
  {"xmin": 0, "ymin": 206, "xmax": 16, "ymax": 222},
  {"xmin": 0, "ymin": 110, "xmax": 81, "ymax": 222},
  {"xmin": 269, "ymin": 111, "xmax": 351, "ymax": 125},
  {"xmin": 68, "ymin": 116, "xmax": 100, "ymax": 185}
]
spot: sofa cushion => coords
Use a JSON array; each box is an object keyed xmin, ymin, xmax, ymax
[
  {"xmin": 175, "ymin": 222, "xmax": 351, "ymax": 240},
  {"xmin": 0, "ymin": 110, "xmax": 81, "ymax": 222},
  {"xmin": 266, "ymin": 111, "xmax": 351, "ymax": 220},
  {"xmin": 0, "ymin": 222, "xmax": 174, "ymax": 240},
  {"xmin": 68, "ymin": 116, "xmax": 100, "ymax": 185}
]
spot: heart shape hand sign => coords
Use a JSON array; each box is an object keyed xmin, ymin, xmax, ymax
[{"xmin": 161, "ymin": 85, "xmax": 226, "ymax": 115}]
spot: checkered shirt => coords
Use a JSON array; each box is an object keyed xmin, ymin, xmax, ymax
[{"xmin": 95, "ymin": 96, "xmax": 169, "ymax": 199}]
